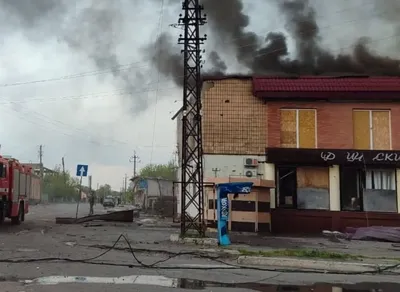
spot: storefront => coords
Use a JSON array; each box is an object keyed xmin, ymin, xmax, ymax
[{"xmin": 266, "ymin": 147, "xmax": 400, "ymax": 234}]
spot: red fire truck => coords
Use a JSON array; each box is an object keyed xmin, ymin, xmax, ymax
[{"xmin": 0, "ymin": 156, "xmax": 31, "ymax": 225}]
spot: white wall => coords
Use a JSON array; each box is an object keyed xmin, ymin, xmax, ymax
[
  {"xmin": 146, "ymin": 179, "xmax": 173, "ymax": 198},
  {"xmin": 203, "ymin": 154, "xmax": 265, "ymax": 178}
]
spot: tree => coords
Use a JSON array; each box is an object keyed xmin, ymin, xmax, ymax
[
  {"xmin": 139, "ymin": 160, "xmax": 177, "ymax": 180},
  {"xmin": 96, "ymin": 184, "xmax": 112, "ymax": 199},
  {"xmin": 43, "ymin": 165, "xmax": 79, "ymax": 202}
]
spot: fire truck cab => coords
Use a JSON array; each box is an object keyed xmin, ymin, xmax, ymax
[{"xmin": 0, "ymin": 156, "xmax": 30, "ymax": 225}]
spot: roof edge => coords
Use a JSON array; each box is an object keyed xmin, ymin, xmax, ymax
[{"xmin": 202, "ymin": 74, "xmax": 252, "ymax": 82}]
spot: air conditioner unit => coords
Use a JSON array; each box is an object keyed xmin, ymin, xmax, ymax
[
  {"xmin": 244, "ymin": 158, "xmax": 258, "ymax": 167},
  {"xmin": 244, "ymin": 170, "xmax": 257, "ymax": 178}
]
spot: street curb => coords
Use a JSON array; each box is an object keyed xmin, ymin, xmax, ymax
[
  {"xmin": 169, "ymin": 234, "xmax": 218, "ymax": 246},
  {"xmin": 237, "ymin": 256, "xmax": 400, "ymax": 273}
]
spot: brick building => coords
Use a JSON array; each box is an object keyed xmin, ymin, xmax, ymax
[{"xmin": 199, "ymin": 75, "xmax": 400, "ymax": 234}]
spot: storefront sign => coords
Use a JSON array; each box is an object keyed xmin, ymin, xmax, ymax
[{"xmin": 266, "ymin": 148, "xmax": 400, "ymax": 166}]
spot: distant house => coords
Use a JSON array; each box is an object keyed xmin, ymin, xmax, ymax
[
  {"xmin": 21, "ymin": 163, "xmax": 55, "ymax": 175},
  {"xmin": 131, "ymin": 177, "xmax": 175, "ymax": 216}
]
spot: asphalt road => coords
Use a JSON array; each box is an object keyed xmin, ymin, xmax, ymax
[{"xmin": 1, "ymin": 203, "xmax": 400, "ymax": 291}]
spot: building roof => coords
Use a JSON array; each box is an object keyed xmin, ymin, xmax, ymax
[
  {"xmin": 22, "ymin": 163, "xmax": 55, "ymax": 174},
  {"xmin": 202, "ymin": 74, "xmax": 252, "ymax": 82},
  {"xmin": 252, "ymin": 76, "xmax": 400, "ymax": 100}
]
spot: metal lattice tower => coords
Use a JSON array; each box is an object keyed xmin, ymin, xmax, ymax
[{"xmin": 178, "ymin": 0, "xmax": 207, "ymax": 237}]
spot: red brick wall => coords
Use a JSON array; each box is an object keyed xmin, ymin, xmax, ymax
[{"xmin": 268, "ymin": 102, "xmax": 400, "ymax": 150}]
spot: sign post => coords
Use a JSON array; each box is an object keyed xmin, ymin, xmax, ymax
[{"xmin": 75, "ymin": 164, "xmax": 88, "ymax": 219}]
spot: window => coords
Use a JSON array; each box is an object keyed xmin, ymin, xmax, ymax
[
  {"xmin": 353, "ymin": 110, "xmax": 391, "ymax": 150},
  {"xmin": 365, "ymin": 169, "xmax": 395, "ymax": 190},
  {"xmin": 340, "ymin": 167, "xmax": 397, "ymax": 212},
  {"xmin": 296, "ymin": 167, "xmax": 330, "ymax": 210},
  {"xmin": 276, "ymin": 166, "xmax": 330, "ymax": 210},
  {"xmin": 276, "ymin": 167, "xmax": 297, "ymax": 208},
  {"xmin": 280, "ymin": 109, "xmax": 316, "ymax": 148}
]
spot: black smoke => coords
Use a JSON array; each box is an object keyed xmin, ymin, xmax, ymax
[{"xmin": 147, "ymin": 0, "xmax": 400, "ymax": 86}]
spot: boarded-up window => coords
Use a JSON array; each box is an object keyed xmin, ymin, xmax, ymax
[
  {"xmin": 297, "ymin": 167, "xmax": 329, "ymax": 210},
  {"xmin": 353, "ymin": 110, "xmax": 391, "ymax": 150},
  {"xmin": 280, "ymin": 109, "xmax": 316, "ymax": 148}
]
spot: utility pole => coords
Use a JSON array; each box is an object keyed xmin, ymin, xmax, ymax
[
  {"xmin": 178, "ymin": 0, "xmax": 207, "ymax": 237},
  {"xmin": 212, "ymin": 168, "xmax": 221, "ymax": 178},
  {"xmin": 129, "ymin": 152, "xmax": 140, "ymax": 177},
  {"xmin": 61, "ymin": 156, "xmax": 67, "ymax": 186},
  {"xmin": 39, "ymin": 145, "xmax": 44, "ymax": 201}
]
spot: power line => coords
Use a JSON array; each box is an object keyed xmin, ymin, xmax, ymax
[
  {"xmin": 4, "ymin": 33, "xmax": 397, "ymax": 108},
  {"xmin": 1, "ymin": 31, "xmax": 398, "ymax": 109},
  {"xmin": 0, "ymin": 85, "xmax": 180, "ymax": 105},
  {"xmin": 149, "ymin": 0, "xmax": 166, "ymax": 164},
  {"xmin": 1, "ymin": 105, "xmax": 172, "ymax": 150},
  {"xmin": 0, "ymin": 33, "xmax": 397, "ymax": 151},
  {"xmin": 129, "ymin": 152, "xmax": 140, "ymax": 177},
  {"xmin": 0, "ymin": 61, "xmax": 150, "ymax": 88}
]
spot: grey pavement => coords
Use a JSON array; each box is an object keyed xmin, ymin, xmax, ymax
[
  {"xmin": 214, "ymin": 231, "xmax": 400, "ymax": 260},
  {"xmin": 1, "ymin": 203, "xmax": 400, "ymax": 291}
]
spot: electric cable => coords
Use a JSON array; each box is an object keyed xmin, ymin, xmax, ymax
[
  {"xmin": 1, "ymin": 233, "xmax": 400, "ymax": 275},
  {"xmin": 0, "ymin": 85, "xmax": 180, "ymax": 105},
  {"xmin": 149, "ymin": 0, "xmax": 166, "ymax": 164},
  {"xmin": 3, "ymin": 29, "xmax": 396, "ymax": 107}
]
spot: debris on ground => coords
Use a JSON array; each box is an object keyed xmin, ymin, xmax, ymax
[
  {"xmin": 15, "ymin": 230, "xmax": 30, "ymax": 236},
  {"xmin": 55, "ymin": 209, "xmax": 137, "ymax": 224},
  {"xmin": 346, "ymin": 226, "xmax": 400, "ymax": 242},
  {"xmin": 40, "ymin": 226, "xmax": 52, "ymax": 235},
  {"xmin": 83, "ymin": 223, "xmax": 104, "ymax": 227},
  {"xmin": 324, "ymin": 226, "xmax": 400, "ymax": 243}
]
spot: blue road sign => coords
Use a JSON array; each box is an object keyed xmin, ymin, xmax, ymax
[
  {"xmin": 76, "ymin": 164, "xmax": 88, "ymax": 177},
  {"xmin": 138, "ymin": 179, "xmax": 148, "ymax": 190}
]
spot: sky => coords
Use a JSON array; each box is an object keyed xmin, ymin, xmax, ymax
[{"xmin": 0, "ymin": 0, "xmax": 398, "ymax": 190}]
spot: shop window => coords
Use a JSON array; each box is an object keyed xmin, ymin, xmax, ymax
[
  {"xmin": 276, "ymin": 167, "xmax": 297, "ymax": 208},
  {"xmin": 363, "ymin": 169, "xmax": 397, "ymax": 212},
  {"xmin": 340, "ymin": 167, "xmax": 397, "ymax": 212},
  {"xmin": 297, "ymin": 167, "xmax": 330, "ymax": 210},
  {"xmin": 277, "ymin": 166, "xmax": 330, "ymax": 210},
  {"xmin": 280, "ymin": 109, "xmax": 316, "ymax": 148},
  {"xmin": 353, "ymin": 110, "xmax": 391, "ymax": 150}
]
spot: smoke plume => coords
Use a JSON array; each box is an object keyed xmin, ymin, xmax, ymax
[
  {"xmin": 0, "ymin": 0, "xmax": 151, "ymax": 113},
  {"xmin": 147, "ymin": 0, "xmax": 400, "ymax": 86},
  {"xmin": 2, "ymin": 0, "xmax": 400, "ymax": 93}
]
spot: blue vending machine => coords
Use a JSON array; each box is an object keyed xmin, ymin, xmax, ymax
[{"xmin": 216, "ymin": 182, "xmax": 253, "ymax": 246}]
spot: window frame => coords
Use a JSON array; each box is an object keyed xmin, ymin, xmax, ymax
[
  {"xmin": 339, "ymin": 166, "xmax": 398, "ymax": 212},
  {"xmin": 364, "ymin": 168, "xmax": 396, "ymax": 191},
  {"xmin": 280, "ymin": 108, "xmax": 317, "ymax": 148},
  {"xmin": 353, "ymin": 109, "xmax": 392, "ymax": 150},
  {"xmin": 275, "ymin": 165, "xmax": 298, "ymax": 209}
]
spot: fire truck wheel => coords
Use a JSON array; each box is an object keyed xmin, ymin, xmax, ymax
[{"xmin": 11, "ymin": 204, "xmax": 23, "ymax": 225}]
